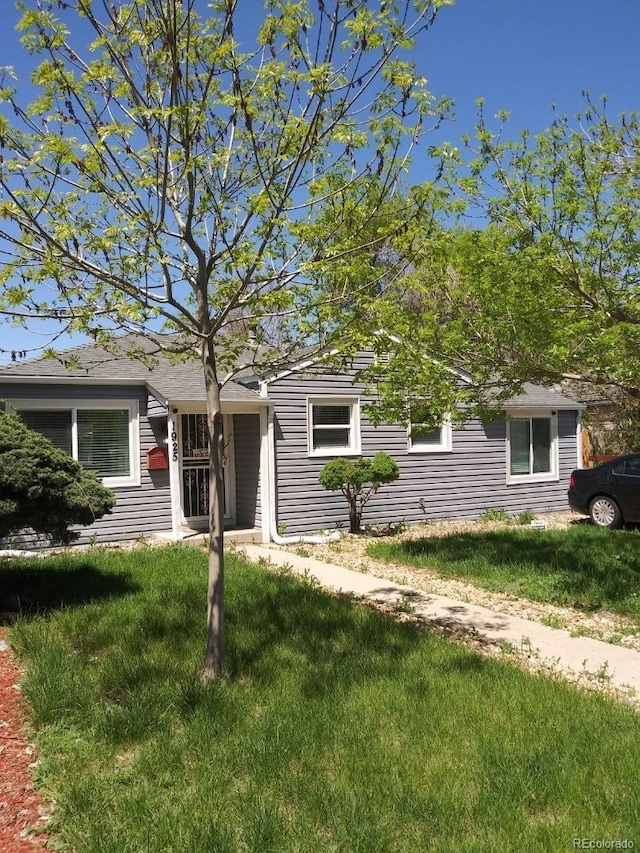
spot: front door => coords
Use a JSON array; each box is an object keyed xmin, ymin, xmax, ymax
[{"xmin": 180, "ymin": 413, "xmax": 235, "ymax": 525}]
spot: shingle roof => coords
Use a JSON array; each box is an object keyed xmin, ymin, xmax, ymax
[
  {"xmin": 146, "ymin": 366, "xmax": 263, "ymax": 405},
  {"xmin": 0, "ymin": 336, "xmax": 582, "ymax": 410},
  {"xmin": 502, "ymin": 382, "xmax": 583, "ymax": 410},
  {"xmin": 0, "ymin": 336, "xmax": 264, "ymax": 404}
]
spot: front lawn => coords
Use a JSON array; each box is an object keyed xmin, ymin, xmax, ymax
[
  {"xmin": 368, "ymin": 525, "xmax": 640, "ymax": 620},
  {"xmin": 4, "ymin": 546, "xmax": 640, "ymax": 851}
]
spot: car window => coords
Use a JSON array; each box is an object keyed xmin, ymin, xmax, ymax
[
  {"xmin": 622, "ymin": 458, "xmax": 640, "ymax": 477},
  {"xmin": 612, "ymin": 462, "xmax": 626, "ymax": 475}
]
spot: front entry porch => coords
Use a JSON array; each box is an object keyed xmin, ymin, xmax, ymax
[{"xmin": 166, "ymin": 405, "xmax": 266, "ymax": 542}]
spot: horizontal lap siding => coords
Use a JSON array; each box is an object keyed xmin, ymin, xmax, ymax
[
  {"xmin": 267, "ymin": 360, "xmax": 579, "ymax": 535},
  {"xmin": 146, "ymin": 394, "xmax": 168, "ymax": 418},
  {"xmin": 0, "ymin": 383, "xmax": 172, "ymax": 545},
  {"xmin": 233, "ymin": 414, "xmax": 261, "ymax": 528}
]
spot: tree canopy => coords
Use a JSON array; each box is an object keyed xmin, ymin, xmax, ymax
[
  {"xmin": 0, "ymin": 0, "xmax": 454, "ymax": 676},
  {"xmin": 0, "ymin": 0, "xmax": 452, "ymax": 365},
  {"xmin": 435, "ymin": 97, "xmax": 640, "ymax": 400},
  {"xmin": 359, "ymin": 97, "xmax": 640, "ymax": 443}
]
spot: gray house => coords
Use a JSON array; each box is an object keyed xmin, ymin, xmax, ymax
[{"xmin": 0, "ymin": 340, "xmax": 583, "ymax": 545}]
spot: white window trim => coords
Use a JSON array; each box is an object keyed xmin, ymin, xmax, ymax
[
  {"xmin": 506, "ymin": 408, "xmax": 558, "ymax": 485},
  {"xmin": 11, "ymin": 398, "xmax": 141, "ymax": 488},
  {"xmin": 307, "ymin": 396, "xmax": 361, "ymax": 457},
  {"xmin": 407, "ymin": 417, "xmax": 453, "ymax": 454}
]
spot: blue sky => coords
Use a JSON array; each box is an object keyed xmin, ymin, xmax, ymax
[
  {"xmin": 1, "ymin": 0, "xmax": 638, "ymax": 362},
  {"xmin": 423, "ymin": 0, "xmax": 639, "ymax": 148}
]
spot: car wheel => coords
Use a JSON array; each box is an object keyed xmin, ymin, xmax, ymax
[{"xmin": 589, "ymin": 496, "xmax": 622, "ymax": 529}]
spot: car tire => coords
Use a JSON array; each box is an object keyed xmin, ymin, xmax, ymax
[{"xmin": 589, "ymin": 496, "xmax": 622, "ymax": 529}]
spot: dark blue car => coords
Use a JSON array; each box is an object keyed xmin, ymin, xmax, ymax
[{"xmin": 568, "ymin": 453, "xmax": 640, "ymax": 528}]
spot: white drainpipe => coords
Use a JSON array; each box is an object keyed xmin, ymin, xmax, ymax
[
  {"xmin": 0, "ymin": 550, "xmax": 42, "ymax": 559},
  {"xmin": 263, "ymin": 391, "xmax": 340, "ymax": 546}
]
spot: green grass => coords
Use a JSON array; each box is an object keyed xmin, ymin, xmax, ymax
[
  {"xmin": 3, "ymin": 546, "xmax": 640, "ymax": 851},
  {"xmin": 368, "ymin": 525, "xmax": 640, "ymax": 620}
]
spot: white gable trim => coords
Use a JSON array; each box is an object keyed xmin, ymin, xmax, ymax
[{"xmin": 264, "ymin": 331, "xmax": 474, "ymax": 387}]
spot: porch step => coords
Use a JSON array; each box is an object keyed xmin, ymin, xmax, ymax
[
  {"xmin": 224, "ymin": 528, "xmax": 263, "ymax": 544},
  {"xmin": 151, "ymin": 527, "xmax": 262, "ymax": 545}
]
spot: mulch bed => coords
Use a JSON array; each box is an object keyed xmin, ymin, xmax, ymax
[{"xmin": 0, "ymin": 628, "xmax": 51, "ymax": 851}]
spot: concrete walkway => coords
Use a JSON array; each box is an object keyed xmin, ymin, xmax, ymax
[{"xmin": 240, "ymin": 544, "xmax": 640, "ymax": 700}]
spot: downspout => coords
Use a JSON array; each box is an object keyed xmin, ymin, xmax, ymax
[
  {"xmin": 0, "ymin": 550, "xmax": 42, "ymax": 559},
  {"xmin": 262, "ymin": 384, "xmax": 340, "ymax": 546},
  {"xmin": 576, "ymin": 410, "xmax": 584, "ymax": 469}
]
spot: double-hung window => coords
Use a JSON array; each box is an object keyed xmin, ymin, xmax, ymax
[
  {"xmin": 307, "ymin": 397, "xmax": 360, "ymax": 457},
  {"xmin": 507, "ymin": 410, "xmax": 558, "ymax": 483},
  {"xmin": 16, "ymin": 400, "xmax": 140, "ymax": 487}
]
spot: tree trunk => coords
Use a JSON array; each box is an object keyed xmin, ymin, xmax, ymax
[
  {"xmin": 348, "ymin": 492, "xmax": 360, "ymax": 534},
  {"xmin": 202, "ymin": 340, "xmax": 226, "ymax": 680}
]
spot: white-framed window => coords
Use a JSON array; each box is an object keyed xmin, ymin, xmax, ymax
[
  {"xmin": 14, "ymin": 399, "xmax": 140, "ymax": 488},
  {"xmin": 407, "ymin": 403, "xmax": 452, "ymax": 453},
  {"xmin": 506, "ymin": 409, "xmax": 558, "ymax": 484},
  {"xmin": 408, "ymin": 420, "xmax": 452, "ymax": 453},
  {"xmin": 307, "ymin": 397, "xmax": 360, "ymax": 457}
]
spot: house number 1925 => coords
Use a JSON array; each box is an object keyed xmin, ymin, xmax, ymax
[{"xmin": 171, "ymin": 431, "xmax": 178, "ymax": 462}]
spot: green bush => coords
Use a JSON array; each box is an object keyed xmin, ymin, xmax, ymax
[
  {"xmin": 319, "ymin": 452, "xmax": 400, "ymax": 533},
  {"xmin": 515, "ymin": 509, "xmax": 536, "ymax": 526},
  {"xmin": 0, "ymin": 411, "xmax": 115, "ymax": 545},
  {"xmin": 478, "ymin": 507, "xmax": 511, "ymax": 523}
]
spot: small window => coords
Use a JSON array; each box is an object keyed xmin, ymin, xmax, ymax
[
  {"xmin": 407, "ymin": 405, "xmax": 452, "ymax": 453},
  {"xmin": 308, "ymin": 398, "xmax": 360, "ymax": 456},
  {"xmin": 507, "ymin": 412, "xmax": 557, "ymax": 483}
]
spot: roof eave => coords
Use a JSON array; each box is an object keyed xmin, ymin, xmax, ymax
[
  {"xmin": 0, "ymin": 374, "xmax": 145, "ymax": 386},
  {"xmin": 503, "ymin": 402, "xmax": 585, "ymax": 411},
  {"xmin": 166, "ymin": 398, "xmax": 270, "ymax": 410}
]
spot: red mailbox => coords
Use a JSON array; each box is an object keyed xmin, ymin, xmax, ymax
[{"xmin": 147, "ymin": 446, "xmax": 169, "ymax": 471}]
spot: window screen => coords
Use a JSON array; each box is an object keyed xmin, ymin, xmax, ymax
[{"xmin": 531, "ymin": 418, "xmax": 551, "ymax": 473}]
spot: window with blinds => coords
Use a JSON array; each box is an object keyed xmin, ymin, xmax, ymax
[
  {"xmin": 17, "ymin": 402, "xmax": 138, "ymax": 486},
  {"xmin": 20, "ymin": 410, "xmax": 73, "ymax": 456},
  {"xmin": 509, "ymin": 419, "xmax": 532, "ymax": 475},
  {"xmin": 77, "ymin": 410, "xmax": 130, "ymax": 478},
  {"xmin": 508, "ymin": 414, "xmax": 556, "ymax": 481},
  {"xmin": 308, "ymin": 398, "xmax": 360, "ymax": 456}
]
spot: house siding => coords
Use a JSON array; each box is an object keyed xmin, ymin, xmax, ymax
[
  {"xmin": 0, "ymin": 382, "xmax": 172, "ymax": 545},
  {"xmin": 233, "ymin": 413, "xmax": 261, "ymax": 528},
  {"xmin": 146, "ymin": 392, "xmax": 168, "ymax": 418},
  {"xmin": 266, "ymin": 356, "xmax": 579, "ymax": 535}
]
